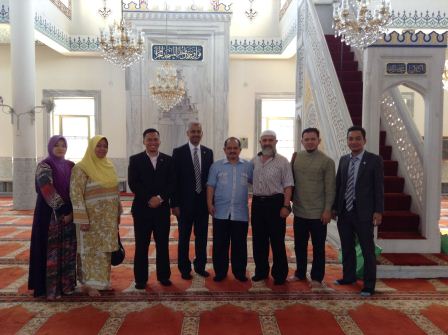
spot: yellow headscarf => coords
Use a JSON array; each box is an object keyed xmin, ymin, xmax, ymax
[{"xmin": 76, "ymin": 135, "xmax": 118, "ymax": 188}]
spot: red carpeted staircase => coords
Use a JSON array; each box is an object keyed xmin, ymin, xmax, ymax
[{"xmin": 325, "ymin": 35, "xmax": 422, "ymax": 239}]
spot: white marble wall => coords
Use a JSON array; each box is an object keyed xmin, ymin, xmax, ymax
[
  {"xmin": 125, "ymin": 11, "xmax": 231, "ymax": 158},
  {"xmin": 109, "ymin": 158, "xmax": 128, "ymax": 179},
  {"xmin": 0, "ymin": 157, "xmax": 12, "ymax": 180}
]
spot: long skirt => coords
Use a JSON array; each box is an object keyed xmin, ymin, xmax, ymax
[
  {"xmin": 77, "ymin": 252, "xmax": 112, "ymax": 289},
  {"xmin": 28, "ymin": 197, "xmax": 77, "ymax": 298}
]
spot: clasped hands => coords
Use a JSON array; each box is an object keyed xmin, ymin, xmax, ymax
[{"xmin": 148, "ymin": 196, "xmax": 162, "ymax": 208}]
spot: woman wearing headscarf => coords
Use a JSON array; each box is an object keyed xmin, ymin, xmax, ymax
[
  {"xmin": 28, "ymin": 135, "xmax": 76, "ymax": 299},
  {"xmin": 70, "ymin": 135, "xmax": 121, "ymax": 297}
]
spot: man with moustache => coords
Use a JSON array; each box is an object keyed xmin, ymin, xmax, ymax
[
  {"xmin": 333, "ymin": 126, "xmax": 384, "ymax": 297},
  {"xmin": 207, "ymin": 137, "xmax": 253, "ymax": 282},
  {"xmin": 128, "ymin": 128, "xmax": 175, "ymax": 289},
  {"xmin": 290, "ymin": 128, "xmax": 335, "ymax": 288},
  {"xmin": 251, "ymin": 130, "xmax": 294, "ymax": 285},
  {"xmin": 172, "ymin": 121, "xmax": 214, "ymax": 279}
]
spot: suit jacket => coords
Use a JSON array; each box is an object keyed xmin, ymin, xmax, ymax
[
  {"xmin": 128, "ymin": 151, "xmax": 175, "ymax": 218},
  {"xmin": 171, "ymin": 143, "xmax": 214, "ymax": 212},
  {"xmin": 333, "ymin": 151, "xmax": 384, "ymax": 222}
]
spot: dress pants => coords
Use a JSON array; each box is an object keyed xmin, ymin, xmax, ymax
[
  {"xmin": 133, "ymin": 210, "xmax": 171, "ymax": 284},
  {"xmin": 212, "ymin": 218, "xmax": 248, "ymax": 278},
  {"xmin": 293, "ymin": 216, "xmax": 327, "ymax": 282},
  {"xmin": 337, "ymin": 210, "xmax": 376, "ymax": 290},
  {"xmin": 178, "ymin": 193, "xmax": 209, "ymax": 275},
  {"xmin": 251, "ymin": 194, "xmax": 288, "ymax": 282}
]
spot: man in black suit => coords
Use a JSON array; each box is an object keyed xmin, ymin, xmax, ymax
[
  {"xmin": 172, "ymin": 121, "xmax": 214, "ymax": 279},
  {"xmin": 128, "ymin": 128, "xmax": 175, "ymax": 289},
  {"xmin": 333, "ymin": 125, "xmax": 384, "ymax": 297}
]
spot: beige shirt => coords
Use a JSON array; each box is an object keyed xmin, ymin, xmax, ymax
[{"xmin": 252, "ymin": 153, "xmax": 294, "ymax": 196}]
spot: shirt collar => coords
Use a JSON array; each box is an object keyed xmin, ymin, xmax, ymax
[
  {"xmin": 146, "ymin": 151, "xmax": 159, "ymax": 160},
  {"xmin": 350, "ymin": 150, "xmax": 365, "ymax": 161},
  {"xmin": 189, "ymin": 142, "xmax": 201, "ymax": 152},
  {"xmin": 257, "ymin": 151, "xmax": 276, "ymax": 158},
  {"xmin": 223, "ymin": 158, "xmax": 243, "ymax": 164}
]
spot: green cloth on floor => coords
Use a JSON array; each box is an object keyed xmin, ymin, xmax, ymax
[{"xmin": 338, "ymin": 242, "xmax": 383, "ymax": 279}]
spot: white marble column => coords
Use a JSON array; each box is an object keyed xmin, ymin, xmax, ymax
[
  {"xmin": 10, "ymin": 0, "xmax": 37, "ymax": 209},
  {"xmin": 362, "ymin": 48, "xmax": 381, "ymax": 154}
]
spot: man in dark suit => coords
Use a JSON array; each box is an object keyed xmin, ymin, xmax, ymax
[
  {"xmin": 172, "ymin": 121, "xmax": 214, "ymax": 279},
  {"xmin": 128, "ymin": 128, "xmax": 175, "ymax": 289},
  {"xmin": 333, "ymin": 125, "xmax": 384, "ymax": 297}
]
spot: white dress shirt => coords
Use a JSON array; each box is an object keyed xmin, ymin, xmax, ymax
[{"xmin": 188, "ymin": 142, "xmax": 202, "ymax": 171}]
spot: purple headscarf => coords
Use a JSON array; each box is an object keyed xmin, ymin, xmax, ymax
[{"xmin": 41, "ymin": 135, "xmax": 74, "ymax": 202}]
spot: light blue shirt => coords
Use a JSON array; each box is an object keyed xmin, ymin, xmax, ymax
[
  {"xmin": 348, "ymin": 150, "xmax": 366, "ymax": 199},
  {"xmin": 207, "ymin": 158, "xmax": 253, "ymax": 221},
  {"xmin": 350, "ymin": 150, "xmax": 365, "ymax": 198}
]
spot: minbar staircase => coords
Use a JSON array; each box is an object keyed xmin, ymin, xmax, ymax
[{"xmin": 325, "ymin": 35, "xmax": 422, "ymax": 239}]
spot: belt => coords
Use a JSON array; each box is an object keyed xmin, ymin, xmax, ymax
[{"xmin": 253, "ymin": 194, "xmax": 283, "ymax": 201}]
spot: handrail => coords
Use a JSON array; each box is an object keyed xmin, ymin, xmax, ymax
[
  {"xmin": 381, "ymin": 91, "xmax": 424, "ymax": 214},
  {"xmin": 389, "ymin": 87, "xmax": 424, "ymax": 162},
  {"xmin": 297, "ymin": 0, "xmax": 352, "ymax": 163}
]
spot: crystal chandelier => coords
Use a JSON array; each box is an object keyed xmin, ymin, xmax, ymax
[
  {"xmin": 99, "ymin": 1, "xmax": 144, "ymax": 69},
  {"xmin": 443, "ymin": 60, "xmax": 448, "ymax": 91},
  {"xmin": 150, "ymin": 61, "xmax": 186, "ymax": 112},
  {"xmin": 149, "ymin": 9, "xmax": 186, "ymax": 112},
  {"xmin": 333, "ymin": 0, "xmax": 392, "ymax": 49}
]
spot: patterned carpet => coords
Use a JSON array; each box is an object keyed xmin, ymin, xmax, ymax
[{"xmin": 1, "ymin": 197, "xmax": 448, "ymax": 334}]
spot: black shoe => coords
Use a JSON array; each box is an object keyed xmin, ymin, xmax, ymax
[
  {"xmin": 234, "ymin": 275, "xmax": 248, "ymax": 282},
  {"xmin": 213, "ymin": 275, "xmax": 226, "ymax": 282},
  {"xmin": 360, "ymin": 288, "xmax": 374, "ymax": 297},
  {"xmin": 135, "ymin": 282, "xmax": 147, "ymax": 290},
  {"xmin": 294, "ymin": 272, "xmax": 306, "ymax": 280},
  {"xmin": 195, "ymin": 269, "xmax": 210, "ymax": 278},
  {"xmin": 274, "ymin": 279, "xmax": 286, "ymax": 285},
  {"xmin": 181, "ymin": 272, "xmax": 193, "ymax": 280},
  {"xmin": 159, "ymin": 279, "xmax": 172, "ymax": 287},
  {"xmin": 251, "ymin": 274, "xmax": 268, "ymax": 282},
  {"xmin": 334, "ymin": 278, "xmax": 356, "ymax": 285}
]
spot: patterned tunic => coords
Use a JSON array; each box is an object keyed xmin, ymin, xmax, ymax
[
  {"xmin": 28, "ymin": 162, "xmax": 76, "ymax": 299},
  {"xmin": 70, "ymin": 165, "xmax": 120, "ymax": 288}
]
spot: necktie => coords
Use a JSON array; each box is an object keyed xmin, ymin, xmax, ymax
[
  {"xmin": 193, "ymin": 148, "xmax": 201, "ymax": 194},
  {"xmin": 344, "ymin": 156, "xmax": 358, "ymax": 212}
]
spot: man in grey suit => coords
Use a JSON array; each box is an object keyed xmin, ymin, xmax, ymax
[{"xmin": 332, "ymin": 126, "xmax": 384, "ymax": 297}]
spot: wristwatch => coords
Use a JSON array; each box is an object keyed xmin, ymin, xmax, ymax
[{"xmin": 282, "ymin": 205, "xmax": 292, "ymax": 212}]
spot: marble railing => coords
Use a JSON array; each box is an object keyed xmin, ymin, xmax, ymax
[
  {"xmin": 296, "ymin": 0, "xmax": 352, "ymax": 162},
  {"xmin": 381, "ymin": 90, "xmax": 424, "ymax": 215}
]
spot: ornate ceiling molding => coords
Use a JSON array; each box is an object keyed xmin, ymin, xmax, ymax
[
  {"xmin": 124, "ymin": 10, "xmax": 232, "ymax": 22},
  {"xmin": 230, "ymin": 38, "xmax": 282, "ymax": 54},
  {"xmin": 389, "ymin": 10, "xmax": 448, "ymax": 30},
  {"xmin": 371, "ymin": 31, "xmax": 448, "ymax": 48},
  {"xmin": 0, "ymin": 4, "xmax": 9, "ymax": 23}
]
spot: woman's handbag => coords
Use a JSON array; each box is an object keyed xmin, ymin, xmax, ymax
[{"xmin": 111, "ymin": 233, "xmax": 125, "ymax": 266}]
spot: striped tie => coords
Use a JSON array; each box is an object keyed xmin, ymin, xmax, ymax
[
  {"xmin": 344, "ymin": 156, "xmax": 358, "ymax": 212},
  {"xmin": 193, "ymin": 148, "xmax": 202, "ymax": 194}
]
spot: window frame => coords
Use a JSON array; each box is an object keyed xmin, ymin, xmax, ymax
[
  {"xmin": 254, "ymin": 93, "xmax": 296, "ymax": 158},
  {"xmin": 43, "ymin": 89, "xmax": 101, "ymax": 157}
]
